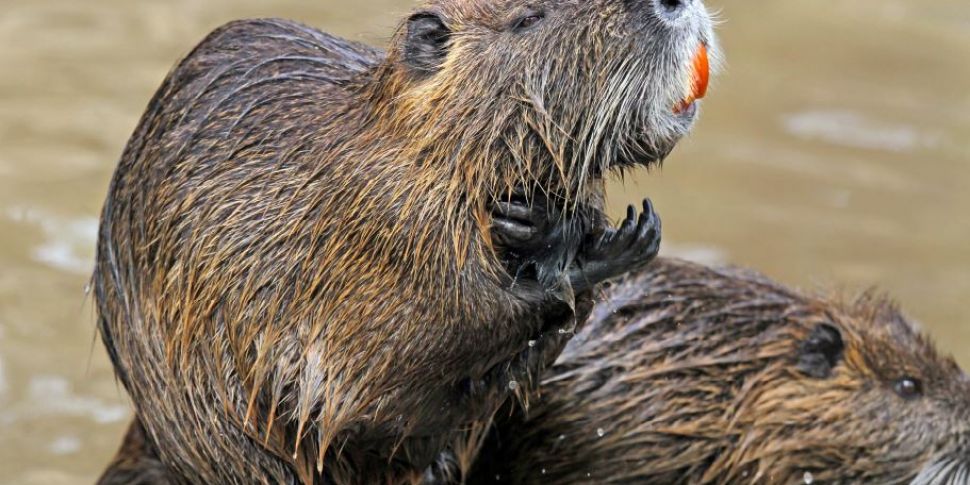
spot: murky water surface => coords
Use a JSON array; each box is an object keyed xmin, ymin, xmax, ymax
[{"xmin": 0, "ymin": 0, "xmax": 967, "ymax": 482}]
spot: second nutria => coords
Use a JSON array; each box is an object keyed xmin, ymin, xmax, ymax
[
  {"xmin": 93, "ymin": 0, "xmax": 716, "ymax": 483},
  {"xmin": 460, "ymin": 259, "xmax": 970, "ymax": 484}
]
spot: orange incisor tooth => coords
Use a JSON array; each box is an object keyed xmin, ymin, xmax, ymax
[
  {"xmin": 692, "ymin": 44, "xmax": 710, "ymax": 100},
  {"xmin": 674, "ymin": 44, "xmax": 710, "ymax": 113}
]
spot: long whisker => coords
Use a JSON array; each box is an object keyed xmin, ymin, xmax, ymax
[{"xmin": 911, "ymin": 456, "xmax": 970, "ymax": 485}]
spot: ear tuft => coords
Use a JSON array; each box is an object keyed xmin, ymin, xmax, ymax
[
  {"xmin": 796, "ymin": 323, "xmax": 845, "ymax": 379},
  {"xmin": 404, "ymin": 12, "xmax": 451, "ymax": 74}
]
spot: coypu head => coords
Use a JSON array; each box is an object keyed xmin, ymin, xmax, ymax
[
  {"xmin": 466, "ymin": 259, "xmax": 970, "ymax": 484},
  {"xmin": 370, "ymin": 0, "xmax": 719, "ymax": 201},
  {"xmin": 809, "ymin": 297, "xmax": 970, "ymax": 484}
]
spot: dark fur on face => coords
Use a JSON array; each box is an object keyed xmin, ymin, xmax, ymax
[
  {"xmin": 93, "ymin": 1, "xmax": 714, "ymax": 483},
  {"xmin": 461, "ymin": 259, "xmax": 970, "ymax": 484}
]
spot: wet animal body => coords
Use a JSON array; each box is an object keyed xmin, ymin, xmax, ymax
[
  {"xmin": 464, "ymin": 259, "xmax": 970, "ymax": 484},
  {"xmin": 93, "ymin": 0, "xmax": 715, "ymax": 483}
]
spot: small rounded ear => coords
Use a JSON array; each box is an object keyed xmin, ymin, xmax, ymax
[
  {"xmin": 404, "ymin": 12, "xmax": 451, "ymax": 74},
  {"xmin": 796, "ymin": 323, "xmax": 845, "ymax": 379}
]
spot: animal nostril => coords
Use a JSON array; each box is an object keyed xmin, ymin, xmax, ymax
[{"xmin": 656, "ymin": 0, "xmax": 690, "ymax": 16}]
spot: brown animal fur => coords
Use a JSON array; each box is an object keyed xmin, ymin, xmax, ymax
[
  {"xmin": 460, "ymin": 258, "xmax": 970, "ymax": 484},
  {"xmin": 93, "ymin": 1, "xmax": 715, "ymax": 484}
]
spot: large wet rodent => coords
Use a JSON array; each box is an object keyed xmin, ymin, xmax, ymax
[
  {"xmin": 93, "ymin": 0, "xmax": 715, "ymax": 483},
  {"xmin": 461, "ymin": 258, "xmax": 970, "ymax": 484}
]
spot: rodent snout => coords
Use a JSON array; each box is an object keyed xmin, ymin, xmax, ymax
[{"xmin": 653, "ymin": 0, "xmax": 696, "ymax": 23}]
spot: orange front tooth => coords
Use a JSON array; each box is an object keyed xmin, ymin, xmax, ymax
[
  {"xmin": 673, "ymin": 44, "xmax": 710, "ymax": 114},
  {"xmin": 692, "ymin": 44, "xmax": 709, "ymax": 101}
]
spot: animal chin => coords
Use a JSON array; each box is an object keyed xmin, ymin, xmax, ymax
[
  {"xmin": 603, "ymin": 140, "xmax": 675, "ymax": 175},
  {"xmin": 595, "ymin": 44, "xmax": 709, "ymax": 174},
  {"xmin": 607, "ymin": 42, "xmax": 709, "ymax": 172}
]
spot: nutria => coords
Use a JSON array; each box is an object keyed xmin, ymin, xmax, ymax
[
  {"xmin": 93, "ymin": 0, "xmax": 717, "ymax": 482},
  {"xmin": 455, "ymin": 258, "xmax": 970, "ymax": 484}
]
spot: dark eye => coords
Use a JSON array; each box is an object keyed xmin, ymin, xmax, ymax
[
  {"xmin": 513, "ymin": 12, "xmax": 545, "ymax": 32},
  {"xmin": 893, "ymin": 377, "xmax": 923, "ymax": 399}
]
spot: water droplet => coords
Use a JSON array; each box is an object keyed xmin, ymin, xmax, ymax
[
  {"xmin": 803, "ymin": 472, "xmax": 814, "ymax": 484},
  {"xmin": 495, "ymin": 474, "xmax": 501, "ymax": 481},
  {"xmin": 586, "ymin": 472, "xmax": 591, "ymax": 478},
  {"xmin": 558, "ymin": 328, "xmax": 568, "ymax": 334},
  {"xmin": 541, "ymin": 468, "xmax": 547, "ymax": 475},
  {"xmin": 558, "ymin": 434, "xmax": 566, "ymax": 441},
  {"xmin": 508, "ymin": 380, "xmax": 519, "ymax": 391},
  {"xmin": 596, "ymin": 427, "xmax": 605, "ymax": 437},
  {"xmin": 527, "ymin": 340, "xmax": 536, "ymax": 348}
]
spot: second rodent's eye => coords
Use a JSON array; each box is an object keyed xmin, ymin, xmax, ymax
[
  {"xmin": 512, "ymin": 12, "xmax": 545, "ymax": 32},
  {"xmin": 893, "ymin": 377, "xmax": 923, "ymax": 400}
]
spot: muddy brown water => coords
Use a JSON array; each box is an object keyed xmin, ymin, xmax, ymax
[{"xmin": 0, "ymin": 0, "xmax": 967, "ymax": 482}]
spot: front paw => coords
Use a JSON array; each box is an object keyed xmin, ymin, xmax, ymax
[
  {"xmin": 569, "ymin": 198, "xmax": 661, "ymax": 292},
  {"xmin": 489, "ymin": 193, "xmax": 580, "ymax": 287},
  {"xmin": 489, "ymin": 195, "xmax": 550, "ymax": 252},
  {"xmin": 589, "ymin": 199, "xmax": 661, "ymax": 264}
]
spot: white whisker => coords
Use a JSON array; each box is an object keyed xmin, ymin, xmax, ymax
[{"xmin": 911, "ymin": 456, "xmax": 970, "ymax": 485}]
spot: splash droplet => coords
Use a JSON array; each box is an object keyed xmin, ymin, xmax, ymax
[
  {"xmin": 803, "ymin": 472, "xmax": 814, "ymax": 484},
  {"xmin": 596, "ymin": 427, "xmax": 605, "ymax": 437},
  {"xmin": 527, "ymin": 340, "xmax": 537, "ymax": 348},
  {"xmin": 508, "ymin": 380, "xmax": 519, "ymax": 391}
]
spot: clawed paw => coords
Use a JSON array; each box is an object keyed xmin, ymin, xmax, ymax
[
  {"xmin": 589, "ymin": 199, "xmax": 660, "ymax": 262},
  {"xmin": 490, "ymin": 193, "xmax": 662, "ymax": 297},
  {"xmin": 489, "ymin": 192, "xmax": 581, "ymax": 289},
  {"xmin": 568, "ymin": 198, "xmax": 661, "ymax": 293},
  {"xmin": 489, "ymin": 196, "xmax": 550, "ymax": 251}
]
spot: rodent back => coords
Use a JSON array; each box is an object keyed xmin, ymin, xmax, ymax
[
  {"xmin": 94, "ymin": 17, "xmax": 546, "ymax": 483},
  {"xmin": 464, "ymin": 259, "xmax": 970, "ymax": 484}
]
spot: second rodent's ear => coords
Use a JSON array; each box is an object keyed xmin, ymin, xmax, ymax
[
  {"xmin": 404, "ymin": 12, "xmax": 451, "ymax": 74},
  {"xmin": 797, "ymin": 323, "xmax": 845, "ymax": 378}
]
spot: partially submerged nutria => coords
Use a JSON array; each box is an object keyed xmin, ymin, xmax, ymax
[
  {"xmin": 93, "ymin": 0, "xmax": 716, "ymax": 482},
  {"xmin": 462, "ymin": 258, "xmax": 970, "ymax": 484}
]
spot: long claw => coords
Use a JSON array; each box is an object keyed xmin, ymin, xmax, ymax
[
  {"xmin": 492, "ymin": 218, "xmax": 536, "ymax": 244},
  {"xmin": 492, "ymin": 200, "xmax": 535, "ymax": 224}
]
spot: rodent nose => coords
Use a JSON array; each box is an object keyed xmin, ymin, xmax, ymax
[{"xmin": 655, "ymin": 0, "xmax": 694, "ymax": 20}]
